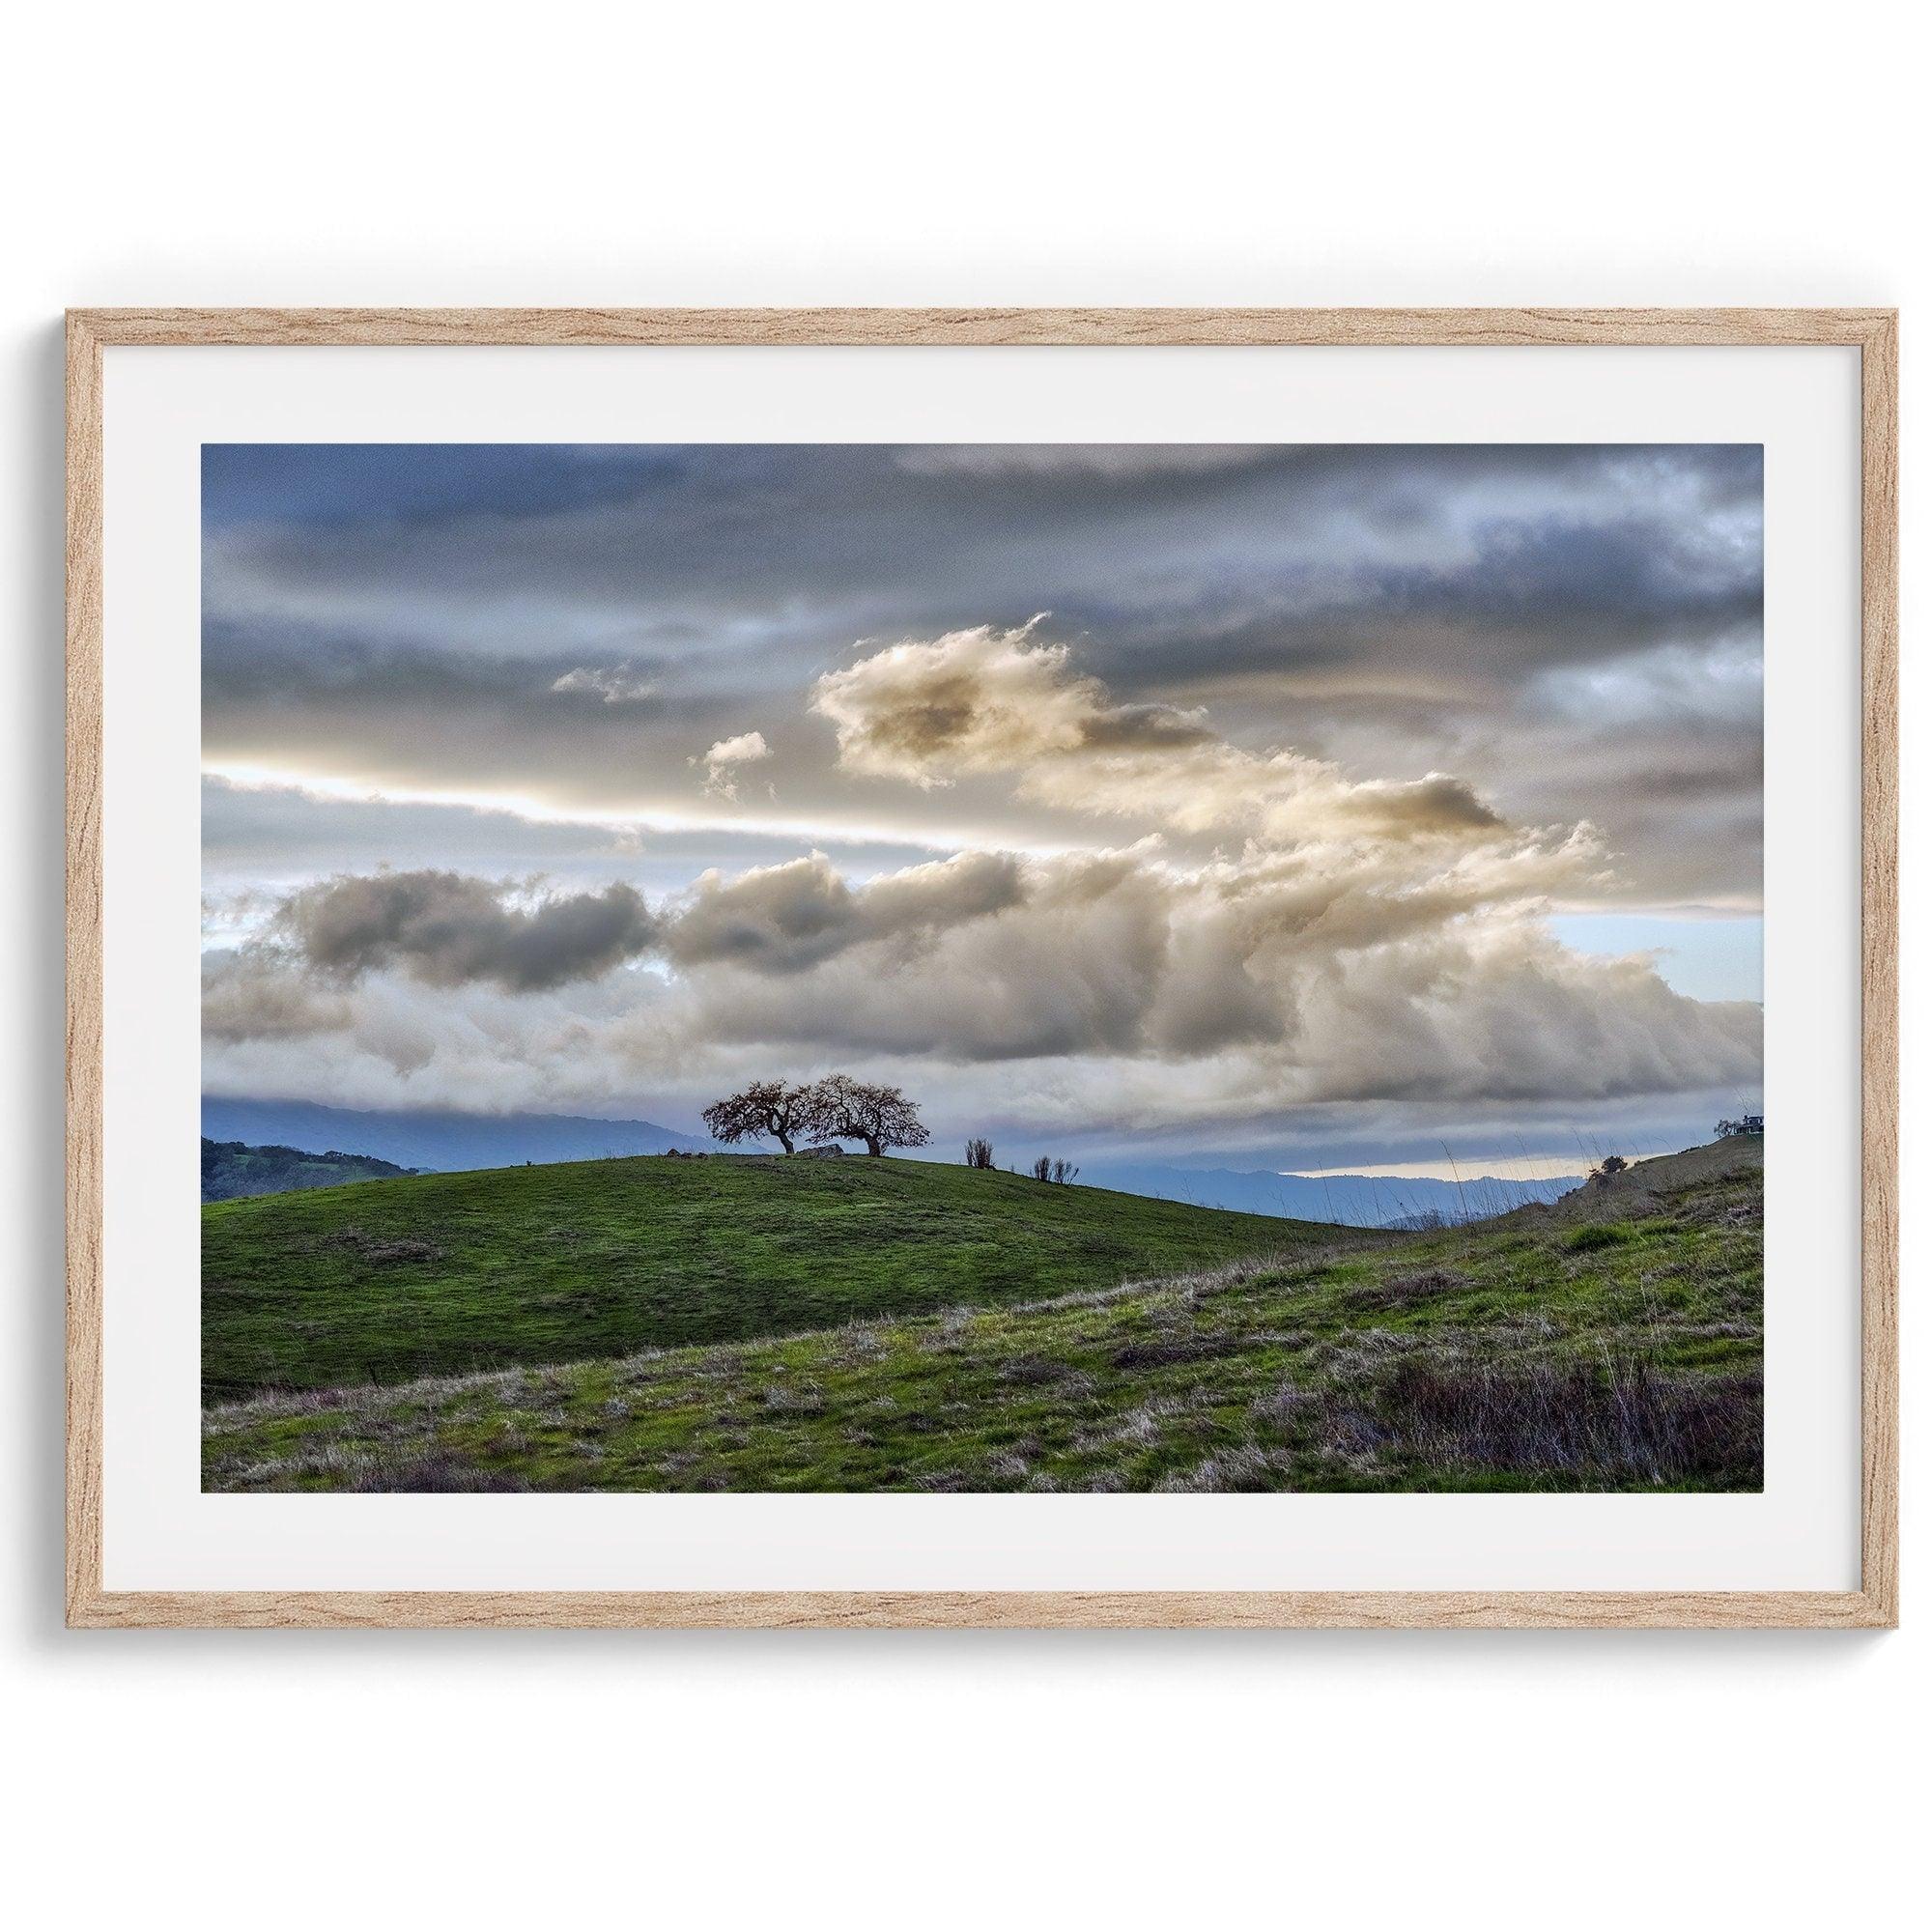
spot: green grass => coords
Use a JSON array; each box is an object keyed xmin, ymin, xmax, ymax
[
  {"xmin": 201, "ymin": 1153, "xmax": 1346, "ymax": 1401},
  {"xmin": 202, "ymin": 1162, "xmax": 1763, "ymax": 1493}
]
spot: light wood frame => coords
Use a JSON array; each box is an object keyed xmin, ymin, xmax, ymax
[{"xmin": 65, "ymin": 307, "xmax": 1899, "ymax": 1630}]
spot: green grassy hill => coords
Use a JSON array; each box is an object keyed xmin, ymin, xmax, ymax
[
  {"xmin": 202, "ymin": 1153, "xmax": 1344, "ymax": 1401},
  {"xmin": 203, "ymin": 1151, "xmax": 1763, "ymax": 1493}
]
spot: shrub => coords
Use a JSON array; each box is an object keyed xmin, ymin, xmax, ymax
[{"xmin": 1356, "ymin": 1355, "xmax": 1762, "ymax": 1488}]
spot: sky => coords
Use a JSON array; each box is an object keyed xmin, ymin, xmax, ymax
[{"xmin": 201, "ymin": 442, "xmax": 1764, "ymax": 1172}]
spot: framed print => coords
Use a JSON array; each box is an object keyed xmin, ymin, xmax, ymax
[{"xmin": 65, "ymin": 307, "xmax": 1897, "ymax": 1628}]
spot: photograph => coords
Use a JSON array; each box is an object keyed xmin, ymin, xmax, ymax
[{"xmin": 196, "ymin": 438, "xmax": 1767, "ymax": 1496}]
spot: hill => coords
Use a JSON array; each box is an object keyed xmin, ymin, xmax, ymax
[
  {"xmin": 200, "ymin": 1097, "xmax": 712, "ymax": 1172},
  {"xmin": 202, "ymin": 1146, "xmax": 1762, "ymax": 1493},
  {"xmin": 202, "ymin": 1137, "xmax": 416, "ymax": 1204},
  {"xmin": 201, "ymin": 1154, "xmax": 1348, "ymax": 1402},
  {"xmin": 1510, "ymin": 1132, "xmax": 1762, "ymax": 1225},
  {"xmin": 200, "ymin": 1099, "xmax": 1590, "ymax": 1224}
]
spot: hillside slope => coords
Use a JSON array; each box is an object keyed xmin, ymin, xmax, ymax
[
  {"xmin": 202, "ymin": 1155, "xmax": 1347, "ymax": 1401},
  {"xmin": 1522, "ymin": 1133, "xmax": 1762, "ymax": 1224},
  {"xmin": 204, "ymin": 1151, "xmax": 1762, "ymax": 1493}
]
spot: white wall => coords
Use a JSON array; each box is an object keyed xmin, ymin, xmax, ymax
[{"xmin": 3, "ymin": 5, "xmax": 1920, "ymax": 1923}]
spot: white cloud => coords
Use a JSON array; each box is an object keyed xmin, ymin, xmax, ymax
[
  {"xmin": 549, "ymin": 665, "xmax": 660, "ymax": 705},
  {"xmin": 695, "ymin": 730, "xmax": 773, "ymax": 800},
  {"xmin": 810, "ymin": 619, "xmax": 1213, "ymax": 790}
]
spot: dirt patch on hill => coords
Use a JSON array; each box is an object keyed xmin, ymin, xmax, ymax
[{"xmin": 322, "ymin": 1228, "xmax": 448, "ymax": 1265}]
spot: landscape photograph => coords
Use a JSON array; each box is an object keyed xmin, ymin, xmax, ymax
[{"xmin": 198, "ymin": 440, "xmax": 1765, "ymax": 1494}]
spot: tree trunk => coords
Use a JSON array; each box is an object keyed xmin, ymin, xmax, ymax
[
  {"xmin": 775, "ymin": 1129, "xmax": 795, "ymax": 1153},
  {"xmin": 864, "ymin": 1136, "xmax": 883, "ymax": 1155}
]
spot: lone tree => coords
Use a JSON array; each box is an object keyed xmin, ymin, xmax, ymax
[
  {"xmin": 701, "ymin": 1079, "xmax": 831, "ymax": 1155},
  {"xmin": 965, "ymin": 1137, "xmax": 994, "ymax": 1169},
  {"xmin": 817, "ymin": 1074, "xmax": 931, "ymax": 1156}
]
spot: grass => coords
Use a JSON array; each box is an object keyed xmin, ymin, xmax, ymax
[
  {"xmin": 202, "ymin": 1161, "xmax": 1763, "ymax": 1493},
  {"xmin": 201, "ymin": 1153, "xmax": 1346, "ymax": 1401}
]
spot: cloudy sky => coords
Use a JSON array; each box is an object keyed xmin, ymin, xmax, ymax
[{"xmin": 202, "ymin": 442, "xmax": 1763, "ymax": 1170}]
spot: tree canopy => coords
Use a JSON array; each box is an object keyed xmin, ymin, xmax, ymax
[
  {"xmin": 701, "ymin": 1079, "xmax": 833, "ymax": 1155},
  {"xmin": 815, "ymin": 1074, "xmax": 932, "ymax": 1156},
  {"xmin": 704, "ymin": 1075, "xmax": 931, "ymax": 1156}
]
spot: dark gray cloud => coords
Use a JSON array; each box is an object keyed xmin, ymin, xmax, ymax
[
  {"xmin": 1083, "ymin": 513, "xmax": 1760, "ymax": 707},
  {"xmin": 281, "ymin": 869, "xmax": 660, "ymax": 991},
  {"xmin": 205, "ymin": 443, "xmax": 1758, "ymax": 684},
  {"xmin": 666, "ymin": 851, "xmax": 1025, "ymax": 976}
]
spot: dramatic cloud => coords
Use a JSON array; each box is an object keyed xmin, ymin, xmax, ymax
[
  {"xmin": 213, "ymin": 825, "xmax": 1757, "ymax": 1129},
  {"xmin": 279, "ymin": 869, "xmax": 660, "ymax": 991},
  {"xmin": 208, "ymin": 869, "xmax": 1761, "ymax": 1131},
  {"xmin": 812, "ymin": 619, "xmax": 1214, "ymax": 786},
  {"xmin": 814, "ymin": 621, "xmax": 1510, "ymax": 850},
  {"xmin": 661, "ymin": 833, "xmax": 1654, "ymax": 1073}
]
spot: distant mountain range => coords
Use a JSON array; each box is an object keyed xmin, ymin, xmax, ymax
[
  {"xmin": 201, "ymin": 1097, "xmax": 1581, "ymax": 1227},
  {"xmin": 200, "ymin": 1098, "xmax": 713, "ymax": 1173},
  {"xmin": 1077, "ymin": 1163, "xmax": 1582, "ymax": 1229}
]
